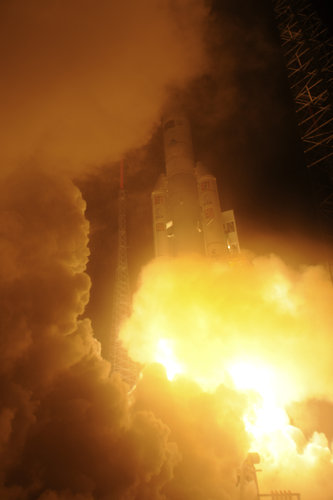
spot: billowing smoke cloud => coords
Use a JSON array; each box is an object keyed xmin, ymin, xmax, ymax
[
  {"xmin": 0, "ymin": 0, "xmax": 208, "ymax": 175},
  {"xmin": 0, "ymin": 168, "xmax": 181, "ymax": 499},
  {"xmin": 0, "ymin": 168, "xmax": 249, "ymax": 499}
]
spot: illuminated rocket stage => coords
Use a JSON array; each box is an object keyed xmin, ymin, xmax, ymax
[{"xmin": 152, "ymin": 110, "xmax": 239, "ymax": 258}]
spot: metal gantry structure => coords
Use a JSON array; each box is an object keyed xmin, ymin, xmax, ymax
[
  {"xmin": 110, "ymin": 161, "xmax": 138, "ymax": 386},
  {"xmin": 258, "ymin": 493, "xmax": 301, "ymax": 499},
  {"xmin": 272, "ymin": 0, "xmax": 333, "ymax": 276},
  {"xmin": 238, "ymin": 453, "xmax": 301, "ymax": 499}
]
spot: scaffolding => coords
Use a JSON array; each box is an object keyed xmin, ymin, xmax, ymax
[{"xmin": 272, "ymin": 0, "xmax": 333, "ymax": 276}]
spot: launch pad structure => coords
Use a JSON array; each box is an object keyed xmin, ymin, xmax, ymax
[
  {"xmin": 258, "ymin": 494, "xmax": 301, "ymax": 499},
  {"xmin": 238, "ymin": 453, "xmax": 301, "ymax": 500}
]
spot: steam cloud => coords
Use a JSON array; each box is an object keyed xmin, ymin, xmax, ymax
[
  {"xmin": 121, "ymin": 255, "xmax": 333, "ymax": 499},
  {"xmin": 0, "ymin": 168, "xmax": 182, "ymax": 499},
  {"xmin": 0, "ymin": 0, "xmax": 207, "ymax": 175}
]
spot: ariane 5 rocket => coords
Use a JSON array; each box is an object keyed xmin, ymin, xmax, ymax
[{"xmin": 152, "ymin": 110, "xmax": 240, "ymax": 258}]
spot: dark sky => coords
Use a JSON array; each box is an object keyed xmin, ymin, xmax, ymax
[{"xmin": 312, "ymin": 0, "xmax": 333, "ymax": 32}]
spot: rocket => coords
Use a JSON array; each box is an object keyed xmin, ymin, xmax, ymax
[{"xmin": 152, "ymin": 109, "xmax": 240, "ymax": 258}]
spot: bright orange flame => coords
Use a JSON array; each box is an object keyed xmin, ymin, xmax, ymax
[
  {"xmin": 225, "ymin": 355, "xmax": 333, "ymax": 492},
  {"xmin": 227, "ymin": 360, "xmax": 274, "ymax": 398},
  {"xmin": 120, "ymin": 255, "xmax": 333, "ymax": 496},
  {"xmin": 155, "ymin": 338, "xmax": 183, "ymax": 380},
  {"xmin": 227, "ymin": 360, "xmax": 291, "ymax": 447}
]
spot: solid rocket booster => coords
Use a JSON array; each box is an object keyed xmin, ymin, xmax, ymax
[
  {"xmin": 162, "ymin": 111, "xmax": 204, "ymax": 255},
  {"xmin": 196, "ymin": 162, "xmax": 228, "ymax": 257},
  {"xmin": 152, "ymin": 110, "xmax": 240, "ymax": 258}
]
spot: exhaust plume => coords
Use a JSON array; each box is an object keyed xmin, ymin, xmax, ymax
[
  {"xmin": 121, "ymin": 254, "xmax": 333, "ymax": 499},
  {"xmin": 121, "ymin": 255, "xmax": 333, "ymax": 402}
]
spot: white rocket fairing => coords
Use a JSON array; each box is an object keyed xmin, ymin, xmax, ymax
[{"xmin": 152, "ymin": 110, "xmax": 239, "ymax": 258}]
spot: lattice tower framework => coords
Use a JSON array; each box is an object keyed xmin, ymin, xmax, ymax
[
  {"xmin": 272, "ymin": 0, "xmax": 333, "ymax": 277},
  {"xmin": 110, "ymin": 162, "xmax": 138, "ymax": 386}
]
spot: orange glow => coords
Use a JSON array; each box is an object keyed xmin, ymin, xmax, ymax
[
  {"xmin": 226, "ymin": 360, "xmax": 290, "ymax": 442},
  {"xmin": 227, "ymin": 359, "xmax": 275, "ymax": 398},
  {"xmin": 121, "ymin": 255, "xmax": 333, "ymax": 497},
  {"xmin": 155, "ymin": 338, "xmax": 183, "ymax": 380},
  {"xmin": 227, "ymin": 360, "xmax": 292, "ymax": 452}
]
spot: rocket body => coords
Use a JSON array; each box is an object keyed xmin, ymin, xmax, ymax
[
  {"xmin": 152, "ymin": 111, "xmax": 239, "ymax": 258},
  {"xmin": 163, "ymin": 113, "xmax": 203, "ymax": 255}
]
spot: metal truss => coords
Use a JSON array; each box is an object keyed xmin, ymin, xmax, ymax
[
  {"xmin": 110, "ymin": 168, "xmax": 138, "ymax": 386},
  {"xmin": 273, "ymin": 0, "xmax": 333, "ymax": 273}
]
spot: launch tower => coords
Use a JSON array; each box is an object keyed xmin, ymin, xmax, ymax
[
  {"xmin": 272, "ymin": 0, "xmax": 333, "ymax": 276},
  {"xmin": 110, "ymin": 162, "xmax": 138, "ymax": 385}
]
